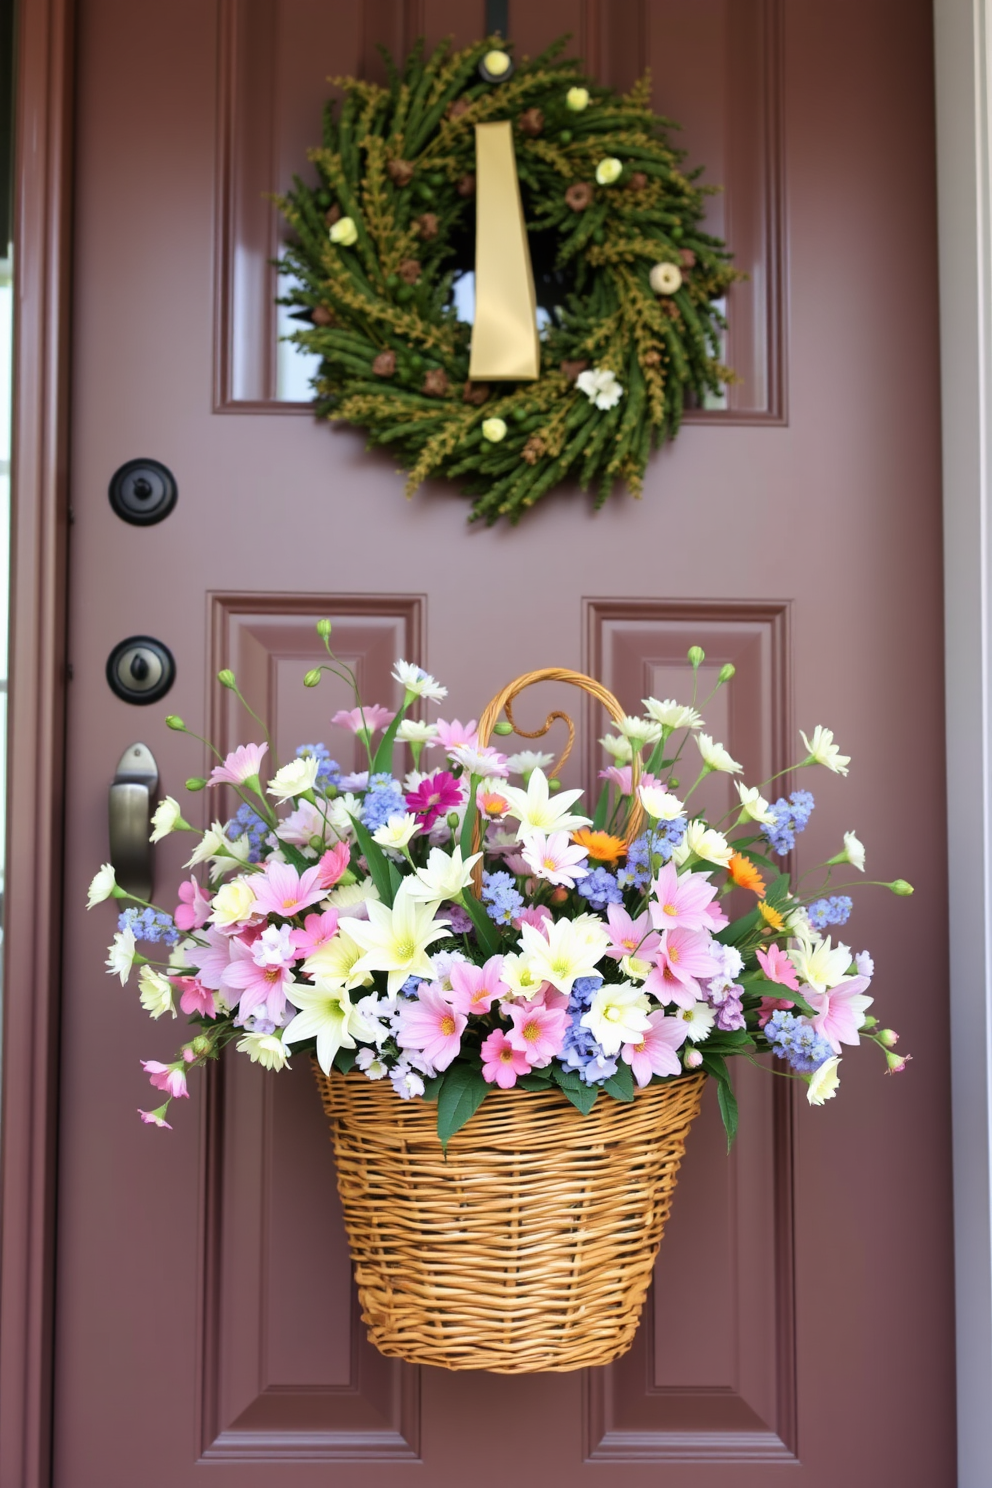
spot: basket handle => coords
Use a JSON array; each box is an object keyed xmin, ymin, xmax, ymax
[{"xmin": 468, "ymin": 668, "xmax": 646, "ymax": 896}]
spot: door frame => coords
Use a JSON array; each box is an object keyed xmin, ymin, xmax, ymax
[{"xmin": 0, "ymin": 2, "xmax": 987, "ymax": 1485}]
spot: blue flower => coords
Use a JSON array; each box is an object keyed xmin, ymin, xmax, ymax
[
  {"xmin": 296, "ymin": 742, "xmax": 342, "ymax": 789},
  {"xmin": 226, "ymin": 802, "xmax": 269, "ymax": 862},
  {"xmin": 568, "ymin": 976, "xmax": 603, "ymax": 1011},
  {"xmin": 807, "ymin": 895, "xmax": 853, "ymax": 930},
  {"xmin": 761, "ymin": 790, "xmax": 815, "ymax": 855},
  {"xmin": 765, "ymin": 1010, "xmax": 833, "ymax": 1073},
  {"xmin": 361, "ymin": 774, "xmax": 406, "ymax": 831},
  {"xmin": 561, "ymin": 1014, "xmax": 617, "ymax": 1084},
  {"xmin": 617, "ymin": 820, "xmax": 687, "ymax": 890},
  {"xmin": 480, "ymin": 870, "xmax": 523, "ymax": 925},
  {"xmin": 117, "ymin": 906, "xmax": 179, "ymax": 946},
  {"xmin": 577, "ymin": 866, "xmax": 623, "ymax": 911}
]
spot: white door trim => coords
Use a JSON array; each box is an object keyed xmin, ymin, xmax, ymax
[{"xmin": 935, "ymin": 2, "xmax": 992, "ymax": 1481}]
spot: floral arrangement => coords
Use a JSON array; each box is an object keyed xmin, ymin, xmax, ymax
[
  {"xmin": 278, "ymin": 35, "xmax": 739, "ymax": 524},
  {"xmin": 89, "ymin": 627, "xmax": 912, "ymax": 1147}
]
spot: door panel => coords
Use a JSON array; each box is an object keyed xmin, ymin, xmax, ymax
[{"xmin": 55, "ymin": 1, "xmax": 954, "ymax": 1484}]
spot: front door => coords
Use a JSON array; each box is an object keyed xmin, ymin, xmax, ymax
[{"xmin": 57, "ymin": 1, "xmax": 955, "ymax": 1483}]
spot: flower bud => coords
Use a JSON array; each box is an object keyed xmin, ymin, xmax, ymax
[
  {"xmin": 669, "ymin": 778, "xmax": 679, "ymax": 790},
  {"xmin": 165, "ymin": 715, "xmax": 186, "ymax": 731},
  {"xmin": 885, "ymin": 1050, "xmax": 912, "ymax": 1074},
  {"xmin": 185, "ymin": 777, "xmax": 207, "ymax": 792},
  {"xmin": 688, "ymin": 646, "xmax": 705, "ymax": 668},
  {"xmin": 309, "ymin": 834, "xmax": 326, "ymax": 853},
  {"xmin": 889, "ymin": 879, "xmax": 914, "ymax": 896},
  {"xmin": 550, "ymin": 886, "xmax": 569, "ymax": 904},
  {"xmin": 718, "ymin": 663, "xmax": 735, "ymax": 684},
  {"xmin": 446, "ymin": 812, "xmax": 461, "ymax": 831},
  {"xmin": 191, "ymin": 1034, "xmax": 213, "ymax": 1058},
  {"xmin": 217, "ymin": 669, "xmax": 237, "ymax": 690},
  {"xmin": 548, "ymin": 778, "xmax": 561, "ymax": 791},
  {"xmin": 878, "ymin": 1028, "xmax": 900, "ymax": 1048},
  {"xmin": 303, "ymin": 668, "xmax": 322, "ymax": 688},
  {"xmin": 316, "ymin": 618, "xmax": 332, "ymax": 639},
  {"xmin": 493, "ymin": 720, "xmax": 514, "ymax": 736},
  {"xmin": 684, "ymin": 1048, "xmax": 704, "ymax": 1069}
]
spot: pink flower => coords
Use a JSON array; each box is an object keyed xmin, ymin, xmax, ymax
[
  {"xmin": 221, "ymin": 932, "xmax": 297, "ymax": 1021},
  {"xmin": 172, "ymin": 976, "xmax": 219, "ymax": 1018},
  {"xmin": 174, "ymin": 877, "xmax": 213, "ymax": 931},
  {"xmin": 432, "ymin": 718, "xmax": 479, "ymax": 752},
  {"xmin": 192, "ymin": 925, "xmax": 235, "ymax": 989},
  {"xmin": 250, "ymin": 861, "xmax": 327, "ymax": 918},
  {"xmin": 480, "ymin": 1029, "xmax": 531, "ymax": 1088},
  {"xmin": 598, "ymin": 766, "xmax": 662, "ymax": 796},
  {"xmin": 513, "ymin": 904, "xmax": 553, "ymax": 935},
  {"xmin": 644, "ymin": 928, "xmax": 722, "ymax": 1010},
  {"xmin": 757, "ymin": 995, "xmax": 794, "ymax": 1028},
  {"xmin": 476, "ymin": 783, "xmax": 511, "ymax": 819},
  {"xmin": 396, "ymin": 983, "xmax": 466, "ymax": 1071},
  {"xmin": 291, "ymin": 908, "xmax": 340, "ymax": 957},
  {"xmin": 621, "ymin": 1011, "xmax": 688, "ymax": 1086},
  {"xmin": 138, "ymin": 1106, "xmax": 172, "ymax": 1129},
  {"xmin": 406, "ymin": 770, "xmax": 463, "ymax": 829},
  {"xmin": 332, "ymin": 704, "xmax": 395, "ymax": 735},
  {"xmin": 650, "ymin": 862, "xmax": 724, "ymax": 934},
  {"xmin": 521, "ymin": 831, "xmax": 589, "ymax": 888},
  {"xmin": 806, "ymin": 974, "xmax": 873, "ymax": 1053},
  {"xmin": 276, "ymin": 799, "xmax": 330, "ymax": 848},
  {"xmin": 755, "ymin": 943, "xmax": 800, "ymax": 990},
  {"xmin": 449, "ymin": 743, "xmax": 510, "ymax": 778},
  {"xmin": 208, "ymin": 742, "xmax": 268, "ymax": 787},
  {"xmin": 605, "ymin": 903, "xmax": 659, "ymax": 962},
  {"xmin": 505, "ymin": 1001, "xmax": 568, "ymax": 1068},
  {"xmin": 141, "ymin": 1060, "xmax": 189, "ymax": 1099},
  {"xmin": 317, "ymin": 841, "xmax": 351, "ymax": 888},
  {"xmin": 449, "ymin": 956, "xmax": 509, "ymax": 1015},
  {"xmin": 504, "ymin": 853, "xmax": 530, "ymax": 876}
]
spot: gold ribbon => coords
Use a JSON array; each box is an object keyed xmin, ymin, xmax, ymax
[{"xmin": 468, "ymin": 121, "xmax": 541, "ymax": 381}]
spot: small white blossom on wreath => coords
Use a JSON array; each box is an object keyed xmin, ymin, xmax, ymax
[{"xmin": 576, "ymin": 368, "xmax": 624, "ymax": 411}]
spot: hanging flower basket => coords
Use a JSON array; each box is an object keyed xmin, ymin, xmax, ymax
[
  {"xmin": 315, "ymin": 1063, "xmax": 704, "ymax": 1372},
  {"xmin": 89, "ymin": 627, "xmax": 914, "ymax": 1374}
]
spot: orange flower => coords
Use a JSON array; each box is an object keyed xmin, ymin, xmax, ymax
[
  {"xmin": 728, "ymin": 852, "xmax": 766, "ymax": 894},
  {"xmin": 572, "ymin": 828, "xmax": 626, "ymax": 863},
  {"xmin": 757, "ymin": 900, "xmax": 785, "ymax": 932}
]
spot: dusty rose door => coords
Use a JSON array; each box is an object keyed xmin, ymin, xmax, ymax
[{"xmin": 55, "ymin": 0, "xmax": 954, "ymax": 1482}]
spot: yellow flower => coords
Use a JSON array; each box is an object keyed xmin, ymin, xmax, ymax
[
  {"xmin": 757, "ymin": 900, "xmax": 785, "ymax": 932},
  {"xmin": 595, "ymin": 157, "xmax": 623, "ymax": 186},
  {"xmin": 566, "ymin": 86, "xmax": 590, "ymax": 111},
  {"xmin": 329, "ymin": 216, "xmax": 358, "ymax": 246},
  {"xmin": 482, "ymin": 417, "xmax": 507, "ymax": 442},
  {"xmin": 482, "ymin": 49, "xmax": 511, "ymax": 77}
]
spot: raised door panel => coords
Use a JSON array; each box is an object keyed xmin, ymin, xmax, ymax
[{"xmin": 217, "ymin": 0, "xmax": 783, "ymax": 419}]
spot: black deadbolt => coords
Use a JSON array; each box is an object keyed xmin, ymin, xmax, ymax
[
  {"xmin": 108, "ymin": 459, "xmax": 178, "ymax": 526},
  {"xmin": 106, "ymin": 636, "xmax": 176, "ymax": 705}
]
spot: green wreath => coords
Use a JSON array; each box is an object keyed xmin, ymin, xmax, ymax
[{"xmin": 278, "ymin": 36, "xmax": 739, "ymax": 525}]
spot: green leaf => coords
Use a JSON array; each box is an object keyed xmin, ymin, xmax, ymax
[
  {"xmin": 551, "ymin": 1065, "xmax": 599, "ymax": 1113},
  {"xmin": 278, "ymin": 839, "xmax": 312, "ymax": 873},
  {"xmin": 436, "ymin": 1064, "xmax": 489, "ymax": 1151},
  {"xmin": 716, "ymin": 1079, "xmax": 739, "ymax": 1151},
  {"xmin": 764, "ymin": 872, "xmax": 791, "ymax": 906},
  {"xmin": 422, "ymin": 1072, "xmax": 445, "ymax": 1102},
  {"xmin": 333, "ymin": 1047, "xmax": 357, "ymax": 1073},
  {"xmin": 592, "ymin": 783, "xmax": 611, "ymax": 831},
  {"xmin": 457, "ymin": 887, "xmax": 502, "ymax": 957},
  {"xmin": 518, "ymin": 1071, "xmax": 553, "ymax": 1091},
  {"xmin": 604, "ymin": 1061, "xmax": 635, "ymax": 1101},
  {"xmin": 370, "ymin": 700, "xmax": 409, "ymax": 775},
  {"xmin": 388, "ymin": 860, "xmax": 403, "ymax": 899},
  {"xmin": 459, "ymin": 773, "xmax": 481, "ymax": 858},
  {"xmin": 346, "ymin": 811, "xmax": 396, "ymax": 907}
]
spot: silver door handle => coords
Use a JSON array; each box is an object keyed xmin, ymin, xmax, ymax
[{"xmin": 109, "ymin": 742, "xmax": 159, "ymax": 900}]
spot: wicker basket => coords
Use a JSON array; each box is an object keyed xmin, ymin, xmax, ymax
[
  {"xmin": 315, "ymin": 667, "xmax": 704, "ymax": 1372},
  {"xmin": 315, "ymin": 1068, "xmax": 705, "ymax": 1372}
]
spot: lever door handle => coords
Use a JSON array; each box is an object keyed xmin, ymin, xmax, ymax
[{"xmin": 109, "ymin": 742, "xmax": 159, "ymax": 900}]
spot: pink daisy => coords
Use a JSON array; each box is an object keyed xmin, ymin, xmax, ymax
[
  {"xmin": 174, "ymin": 876, "xmax": 212, "ymax": 932},
  {"xmin": 644, "ymin": 927, "xmax": 722, "ymax": 1010},
  {"xmin": 649, "ymin": 862, "xmax": 724, "ymax": 934},
  {"xmin": 221, "ymin": 936, "xmax": 296, "ymax": 1022},
  {"xmin": 598, "ymin": 766, "xmax": 663, "ymax": 796},
  {"xmin": 317, "ymin": 840, "xmax": 351, "ymax": 888},
  {"xmin": 396, "ymin": 983, "xmax": 466, "ymax": 1071},
  {"xmin": 757, "ymin": 995, "xmax": 795, "ymax": 1028},
  {"xmin": 605, "ymin": 903, "xmax": 659, "ymax": 962},
  {"xmin": 806, "ymin": 975, "xmax": 873, "ymax": 1053},
  {"xmin": 480, "ymin": 1029, "xmax": 531, "ymax": 1088},
  {"xmin": 171, "ymin": 976, "xmax": 219, "ymax": 1018},
  {"xmin": 621, "ymin": 1011, "xmax": 688, "ymax": 1086},
  {"xmin": 521, "ymin": 831, "xmax": 589, "ymax": 888},
  {"xmin": 755, "ymin": 943, "xmax": 800, "ymax": 990},
  {"xmin": 432, "ymin": 718, "xmax": 479, "ymax": 752},
  {"xmin": 448, "ymin": 956, "xmax": 509, "ymax": 1015},
  {"xmin": 208, "ymin": 742, "xmax": 268, "ymax": 787},
  {"xmin": 250, "ymin": 861, "xmax": 327, "ymax": 918},
  {"xmin": 290, "ymin": 908, "xmax": 340, "ymax": 957},
  {"xmin": 505, "ymin": 1000, "xmax": 568, "ymax": 1068},
  {"xmin": 406, "ymin": 770, "xmax": 463, "ymax": 829}
]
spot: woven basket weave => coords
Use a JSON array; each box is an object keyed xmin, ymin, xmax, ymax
[{"xmin": 315, "ymin": 1068, "xmax": 705, "ymax": 1372}]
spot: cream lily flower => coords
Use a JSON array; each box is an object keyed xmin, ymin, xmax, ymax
[
  {"xmin": 842, "ymin": 831, "xmax": 866, "ymax": 872},
  {"xmin": 267, "ymin": 755, "xmax": 320, "ymax": 800},
  {"xmin": 304, "ymin": 925, "xmax": 372, "ymax": 989},
  {"xmin": 807, "ymin": 1055, "xmax": 841, "ymax": 1105},
  {"xmin": 184, "ymin": 823, "xmax": 228, "ymax": 869},
  {"xmin": 581, "ymin": 981, "xmax": 651, "ymax": 1054},
  {"xmin": 283, "ymin": 984, "xmax": 383, "ymax": 1075},
  {"xmin": 638, "ymin": 784, "xmax": 685, "ymax": 821},
  {"xmin": 500, "ymin": 767, "xmax": 591, "ymax": 840},
  {"xmin": 642, "ymin": 698, "xmax": 702, "ymax": 731},
  {"xmin": 138, "ymin": 965, "xmax": 176, "ymax": 1019},
  {"xmin": 500, "ymin": 953, "xmax": 549, "ymax": 1001},
  {"xmin": 600, "ymin": 732, "xmax": 633, "ymax": 763},
  {"xmin": 347, "ymin": 880, "xmax": 452, "ymax": 994},
  {"xmin": 789, "ymin": 933, "xmax": 852, "ymax": 993},
  {"xmin": 517, "ymin": 915, "xmax": 609, "ymax": 995},
  {"xmin": 673, "ymin": 819, "xmax": 733, "ymax": 868},
  {"xmin": 735, "ymin": 781, "xmax": 777, "ymax": 825},
  {"xmin": 106, "ymin": 927, "xmax": 137, "ymax": 984},
  {"xmin": 372, "ymin": 812, "xmax": 420, "ymax": 850},
  {"xmin": 149, "ymin": 796, "xmax": 188, "ymax": 843},
  {"xmin": 800, "ymin": 726, "xmax": 851, "ymax": 776},
  {"xmin": 696, "ymin": 733, "xmax": 743, "ymax": 774},
  {"xmin": 87, "ymin": 862, "xmax": 119, "ymax": 908},
  {"xmin": 236, "ymin": 1031, "xmax": 291, "ymax": 1070},
  {"xmin": 405, "ymin": 845, "xmax": 482, "ymax": 903}
]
